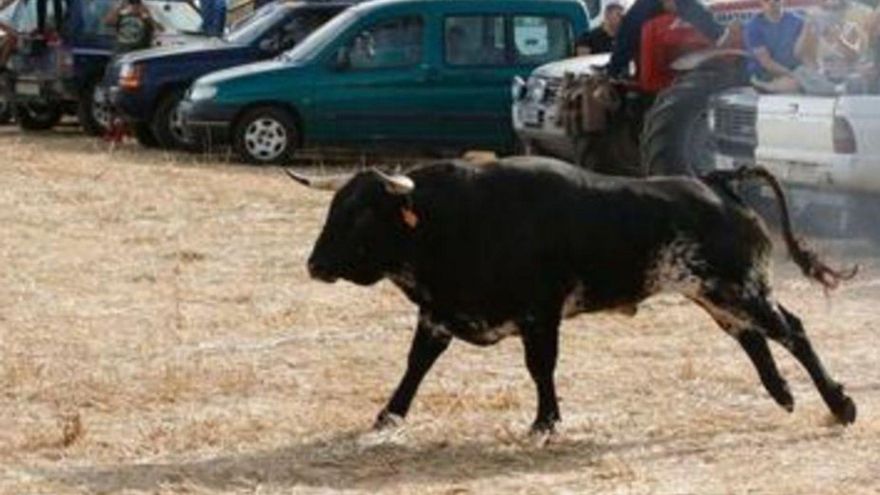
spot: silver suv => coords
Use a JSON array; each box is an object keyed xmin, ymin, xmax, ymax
[{"xmin": 512, "ymin": 53, "xmax": 609, "ymax": 161}]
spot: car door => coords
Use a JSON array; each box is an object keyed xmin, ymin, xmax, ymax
[
  {"xmin": 430, "ymin": 14, "xmax": 575, "ymax": 151},
  {"xmin": 310, "ymin": 13, "xmax": 436, "ymax": 145}
]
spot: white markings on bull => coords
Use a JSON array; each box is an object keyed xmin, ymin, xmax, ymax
[
  {"xmin": 420, "ymin": 313, "xmax": 520, "ymax": 345},
  {"xmin": 644, "ymin": 235, "xmax": 711, "ymax": 297}
]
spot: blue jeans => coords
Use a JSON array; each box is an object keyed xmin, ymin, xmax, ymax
[{"xmin": 607, "ymin": 0, "xmax": 724, "ymax": 77}]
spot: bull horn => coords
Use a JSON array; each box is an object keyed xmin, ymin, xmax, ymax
[
  {"xmin": 372, "ymin": 168, "xmax": 415, "ymax": 195},
  {"xmin": 283, "ymin": 169, "xmax": 351, "ymax": 191}
]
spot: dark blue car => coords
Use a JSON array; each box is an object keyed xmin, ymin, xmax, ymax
[
  {"xmin": 107, "ymin": 0, "xmax": 353, "ymax": 149},
  {"xmin": 1, "ymin": 0, "xmax": 211, "ymax": 133}
]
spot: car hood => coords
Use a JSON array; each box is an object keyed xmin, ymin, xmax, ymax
[
  {"xmin": 531, "ymin": 53, "xmax": 611, "ymax": 79},
  {"xmin": 119, "ymin": 38, "xmax": 242, "ymax": 64},
  {"xmin": 197, "ymin": 58, "xmax": 296, "ymax": 86}
]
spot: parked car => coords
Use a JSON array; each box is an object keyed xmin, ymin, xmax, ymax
[
  {"xmin": 710, "ymin": 87, "xmax": 880, "ymax": 240},
  {"xmin": 107, "ymin": 0, "xmax": 353, "ymax": 149},
  {"xmin": 179, "ymin": 0, "xmax": 590, "ymax": 164},
  {"xmin": 1, "ymin": 0, "xmax": 219, "ymax": 134}
]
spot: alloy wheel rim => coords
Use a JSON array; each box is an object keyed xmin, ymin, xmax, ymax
[
  {"xmin": 92, "ymin": 87, "xmax": 112, "ymax": 130},
  {"xmin": 169, "ymin": 104, "xmax": 186, "ymax": 144},
  {"xmin": 244, "ymin": 117, "xmax": 287, "ymax": 161}
]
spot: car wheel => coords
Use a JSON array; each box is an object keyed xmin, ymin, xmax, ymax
[
  {"xmin": 133, "ymin": 121, "xmax": 160, "ymax": 148},
  {"xmin": 0, "ymin": 97, "xmax": 11, "ymax": 125},
  {"xmin": 78, "ymin": 81, "xmax": 112, "ymax": 136},
  {"xmin": 233, "ymin": 106, "xmax": 298, "ymax": 165},
  {"xmin": 151, "ymin": 89, "xmax": 191, "ymax": 150},
  {"xmin": 15, "ymin": 100, "xmax": 62, "ymax": 131}
]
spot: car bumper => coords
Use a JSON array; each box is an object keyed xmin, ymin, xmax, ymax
[
  {"xmin": 753, "ymin": 153, "xmax": 880, "ymax": 195},
  {"xmin": 179, "ymin": 99, "xmax": 238, "ymax": 146},
  {"xmin": 109, "ymin": 86, "xmax": 149, "ymax": 123},
  {"xmin": 512, "ymin": 99, "xmax": 575, "ymax": 161},
  {"xmin": 8, "ymin": 77, "xmax": 74, "ymax": 103}
]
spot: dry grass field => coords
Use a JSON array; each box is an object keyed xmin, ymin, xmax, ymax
[{"xmin": 1, "ymin": 126, "xmax": 879, "ymax": 495}]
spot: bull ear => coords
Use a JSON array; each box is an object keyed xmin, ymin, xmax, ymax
[
  {"xmin": 283, "ymin": 169, "xmax": 351, "ymax": 191},
  {"xmin": 372, "ymin": 168, "xmax": 415, "ymax": 195}
]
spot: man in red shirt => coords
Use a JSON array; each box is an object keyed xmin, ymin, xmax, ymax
[{"xmin": 638, "ymin": 0, "xmax": 712, "ymax": 93}]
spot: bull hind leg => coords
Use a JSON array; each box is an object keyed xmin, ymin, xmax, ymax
[
  {"xmin": 695, "ymin": 300, "xmax": 794, "ymax": 412},
  {"xmin": 698, "ymin": 286, "xmax": 856, "ymax": 424},
  {"xmin": 773, "ymin": 304, "xmax": 856, "ymax": 424}
]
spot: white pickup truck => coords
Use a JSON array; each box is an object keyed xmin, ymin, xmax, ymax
[{"xmin": 709, "ymin": 87, "xmax": 880, "ymax": 239}]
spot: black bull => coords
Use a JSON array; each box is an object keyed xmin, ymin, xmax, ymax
[{"xmin": 288, "ymin": 157, "xmax": 858, "ymax": 433}]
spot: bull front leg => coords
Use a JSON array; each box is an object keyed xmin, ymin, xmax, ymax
[
  {"xmin": 521, "ymin": 314, "xmax": 561, "ymax": 434},
  {"xmin": 374, "ymin": 315, "xmax": 451, "ymax": 430}
]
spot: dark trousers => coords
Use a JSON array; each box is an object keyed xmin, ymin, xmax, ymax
[
  {"xmin": 36, "ymin": 0, "xmax": 66, "ymax": 33},
  {"xmin": 607, "ymin": 0, "xmax": 724, "ymax": 77}
]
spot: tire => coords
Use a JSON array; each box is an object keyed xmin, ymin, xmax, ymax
[
  {"xmin": 150, "ymin": 89, "xmax": 190, "ymax": 150},
  {"xmin": 0, "ymin": 98, "xmax": 11, "ymax": 125},
  {"xmin": 641, "ymin": 70, "xmax": 739, "ymax": 177},
  {"xmin": 15, "ymin": 101, "xmax": 62, "ymax": 131},
  {"xmin": 78, "ymin": 81, "xmax": 112, "ymax": 136},
  {"xmin": 232, "ymin": 106, "xmax": 299, "ymax": 165},
  {"xmin": 133, "ymin": 121, "xmax": 160, "ymax": 148}
]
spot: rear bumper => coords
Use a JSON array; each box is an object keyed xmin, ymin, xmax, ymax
[
  {"xmin": 7, "ymin": 77, "xmax": 75, "ymax": 103},
  {"xmin": 755, "ymin": 154, "xmax": 880, "ymax": 195}
]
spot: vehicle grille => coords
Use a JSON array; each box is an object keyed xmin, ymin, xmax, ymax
[
  {"xmin": 543, "ymin": 78, "xmax": 562, "ymax": 103},
  {"xmin": 713, "ymin": 104, "xmax": 757, "ymax": 146}
]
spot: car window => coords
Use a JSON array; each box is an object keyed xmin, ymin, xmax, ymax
[
  {"xmin": 226, "ymin": 3, "xmax": 282, "ymax": 43},
  {"xmin": 444, "ymin": 15, "xmax": 506, "ymax": 67},
  {"xmin": 5, "ymin": 0, "xmax": 59, "ymax": 32},
  {"xmin": 81, "ymin": 0, "xmax": 115, "ymax": 37},
  {"xmin": 264, "ymin": 8, "xmax": 341, "ymax": 52},
  {"xmin": 345, "ymin": 15, "xmax": 423, "ymax": 70},
  {"xmin": 145, "ymin": 0, "xmax": 202, "ymax": 34},
  {"xmin": 511, "ymin": 16, "xmax": 572, "ymax": 65}
]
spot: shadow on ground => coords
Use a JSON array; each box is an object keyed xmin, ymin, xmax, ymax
[{"xmin": 37, "ymin": 421, "xmax": 846, "ymax": 492}]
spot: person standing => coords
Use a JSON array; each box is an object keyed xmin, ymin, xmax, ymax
[
  {"xmin": 576, "ymin": 2, "xmax": 624, "ymax": 55},
  {"xmin": 606, "ymin": 0, "xmax": 728, "ymax": 77},
  {"xmin": 200, "ymin": 0, "xmax": 227, "ymax": 37}
]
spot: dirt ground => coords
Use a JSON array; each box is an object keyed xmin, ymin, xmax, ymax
[{"xmin": 1, "ymin": 127, "xmax": 878, "ymax": 495}]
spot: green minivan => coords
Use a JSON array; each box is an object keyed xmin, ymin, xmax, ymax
[{"xmin": 179, "ymin": 0, "xmax": 590, "ymax": 164}]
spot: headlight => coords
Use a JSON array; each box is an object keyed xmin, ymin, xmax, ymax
[
  {"xmin": 707, "ymin": 108, "xmax": 715, "ymax": 132},
  {"xmin": 511, "ymin": 76, "xmax": 527, "ymax": 101},
  {"xmin": 189, "ymin": 85, "xmax": 218, "ymax": 101},
  {"xmin": 527, "ymin": 77, "xmax": 547, "ymax": 102},
  {"xmin": 119, "ymin": 63, "xmax": 142, "ymax": 90}
]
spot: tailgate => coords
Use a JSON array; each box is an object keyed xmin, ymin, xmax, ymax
[{"xmin": 756, "ymin": 95, "xmax": 836, "ymax": 162}]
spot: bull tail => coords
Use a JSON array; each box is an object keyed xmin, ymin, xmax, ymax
[{"xmin": 703, "ymin": 166, "xmax": 858, "ymax": 290}]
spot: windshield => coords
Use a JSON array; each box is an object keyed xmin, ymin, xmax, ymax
[
  {"xmin": 145, "ymin": 0, "xmax": 202, "ymax": 34},
  {"xmin": 225, "ymin": 3, "xmax": 284, "ymax": 44},
  {"xmin": 1, "ymin": 0, "xmax": 58, "ymax": 32},
  {"xmin": 280, "ymin": 7, "xmax": 360, "ymax": 62}
]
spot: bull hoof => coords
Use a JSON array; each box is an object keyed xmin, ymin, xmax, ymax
[
  {"xmin": 373, "ymin": 410, "xmax": 405, "ymax": 431},
  {"xmin": 529, "ymin": 417, "xmax": 559, "ymax": 436},
  {"xmin": 770, "ymin": 383, "xmax": 795, "ymax": 412},
  {"xmin": 832, "ymin": 395, "xmax": 857, "ymax": 425}
]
